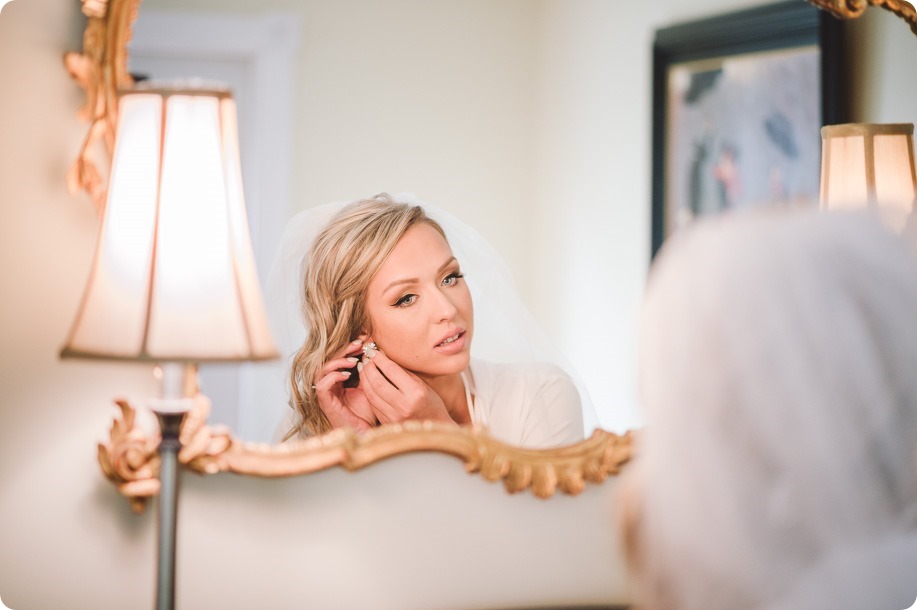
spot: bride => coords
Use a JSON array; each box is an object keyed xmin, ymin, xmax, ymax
[{"xmin": 276, "ymin": 193, "xmax": 587, "ymax": 448}]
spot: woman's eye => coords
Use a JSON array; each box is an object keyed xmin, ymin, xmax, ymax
[
  {"xmin": 442, "ymin": 272, "xmax": 465, "ymax": 286},
  {"xmin": 394, "ymin": 294, "xmax": 417, "ymax": 307}
]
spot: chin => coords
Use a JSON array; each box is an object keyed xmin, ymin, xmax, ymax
[
  {"xmin": 414, "ymin": 351, "xmax": 471, "ymax": 378},
  {"xmin": 446, "ymin": 351, "xmax": 472, "ymax": 373}
]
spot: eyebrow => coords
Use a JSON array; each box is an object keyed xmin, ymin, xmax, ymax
[{"xmin": 381, "ymin": 257, "xmax": 457, "ymax": 294}]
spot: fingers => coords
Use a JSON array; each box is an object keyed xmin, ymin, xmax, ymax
[
  {"xmin": 358, "ymin": 367, "xmax": 397, "ymax": 423},
  {"xmin": 313, "ymin": 358, "xmax": 358, "ymax": 398},
  {"xmin": 311, "ymin": 334, "xmax": 377, "ymax": 431},
  {"xmin": 363, "ymin": 349, "xmax": 414, "ymax": 390},
  {"xmin": 317, "ymin": 386, "xmax": 373, "ymax": 431},
  {"xmin": 359, "ymin": 348, "xmax": 431, "ymax": 424},
  {"xmin": 319, "ymin": 356, "xmax": 360, "ymax": 378},
  {"xmin": 313, "ymin": 334, "xmax": 368, "ymax": 388},
  {"xmin": 313, "ymin": 369, "xmax": 377, "ymax": 431},
  {"xmin": 356, "ymin": 346, "xmax": 399, "ymax": 422},
  {"xmin": 341, "ymin": 387, "xmax": 377, "ymax": 427},
  {"xmin": 334, "ymin": 335, "xmax": 367, "ymax": 360},
  {"xmin": 325, "ymin": 337, "xmax": 449, "ymax": 426},
  {"xmin": 313, "ymin": 369, "xmax": 353, "ymax": 393}
]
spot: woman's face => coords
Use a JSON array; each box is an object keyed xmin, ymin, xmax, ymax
[{"xmin": 364, "ymin": 222, "xmax": 474, "ymax": 379}]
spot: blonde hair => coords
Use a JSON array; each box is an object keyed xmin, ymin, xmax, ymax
[{"xmin": 286, "ymin": 194, "xmax": 447, "ymax": 439}]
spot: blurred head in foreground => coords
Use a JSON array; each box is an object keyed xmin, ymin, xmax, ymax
[{"xmin": 621, "ymin": 209, "xmax": 917, "ymax": 609}]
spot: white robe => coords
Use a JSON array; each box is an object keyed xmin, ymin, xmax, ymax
[
  {"xmin": 464, "ymin": 360, "xmax": 585, "ymax": 449},
  {"xmin": 277, "ymin": 360, "xmax": 585, "ymax": 447}
]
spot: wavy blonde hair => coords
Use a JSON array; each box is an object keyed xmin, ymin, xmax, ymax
[{"xmin": 286, "ymin": 194, "xmax": 447, "ymax": 439}]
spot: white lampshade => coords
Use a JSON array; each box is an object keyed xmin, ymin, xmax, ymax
[
  {"xmin": 820, "ymin": 123, "xmax": 917, "ymax": 230},
  {"xmin": 62, "ymin": 87, "xmax": 278, "ymax": 362}
]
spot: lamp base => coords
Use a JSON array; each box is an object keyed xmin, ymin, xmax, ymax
[
  {"xmin": 153, "ymin": 410, "xmax": 186, "ymax": 610},
  {"xmin": 151, "ymin": 363, "xmax": 197, "ymax": 610}
]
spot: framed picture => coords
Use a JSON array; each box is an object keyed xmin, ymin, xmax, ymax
[{"xmin": 651, "ymin": 0, "xmax": 845, "ymax": 258}]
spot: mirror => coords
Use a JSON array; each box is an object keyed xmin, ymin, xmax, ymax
[
  {"xmin": 67, "ymin": 0, "xmax": 638, "ymax": 503},
  {"xmin": 121, "ymin": 0, "xmax": 639, "ymax": 445},
  {"xmin": 117, "ymin": 0, "xmax": 912, "ymax": 448},
  {"xmin": 67, "ymin": 0, "xmax": 916, "ymax": 504}
]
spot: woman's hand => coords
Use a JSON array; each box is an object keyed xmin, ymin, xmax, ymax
[
  {"xmin": 313, "ymin": 337, "xmax": 377, "ymax": 431},
  {"xmin": 358, "ymin": 345, "xmax": 455, "ymax": 425}
]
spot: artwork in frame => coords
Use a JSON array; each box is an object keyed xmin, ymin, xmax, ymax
[{"xmin": 650, "ymin": 1, "xmax": 845, "ymax": 258}]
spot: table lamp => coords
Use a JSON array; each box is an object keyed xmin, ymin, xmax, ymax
[
  {"xmin": 61, "ymin": 85, "xmax": 278, "ymax": 610},
  {"xmin": 819, "ymin": 123, "xmax": 917, "ymax": 231}
]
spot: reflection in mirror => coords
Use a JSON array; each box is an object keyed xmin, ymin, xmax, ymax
[
  {"xmin": 128, "ymin": 9, "xmax": 300, "ymax": 439},
  {"xmin": 125, "ymin": 0, "xmax": 917, "ymax": 446},
  {"xmin": 265, "ymin": 194, "xmax": 596, "ymax": 448},
  {"xmin": 130, "ymin": 2, "xmax": 639, "ymax": 444}
]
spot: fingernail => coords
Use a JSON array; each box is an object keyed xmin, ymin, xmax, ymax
[
  {"xmin": 346, "ymin": 357, "xmax": 359, "ymax": 363},
  {"xmin": 357, "ymin": 362, "xmax": 364, "ymax": 372},
  {"xmin": 341, "ymin": 370, "xmax": 351, "ymax": 378},
  {"xmin": 351, "ymin": 339, "xmax": 363, "ymax": 346}
]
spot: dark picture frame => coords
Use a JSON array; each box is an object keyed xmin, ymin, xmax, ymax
[{"xmin": 650, "ymin": 1, "xmax": 846, "ymax": 258}]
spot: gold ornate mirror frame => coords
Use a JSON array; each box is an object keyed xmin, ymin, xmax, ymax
[
  {"xmin": 66, "ymin": 0, "xmax": 915, "ymax": 511},
  {"xmin": 64, "ymin": 0, "xmax": 139, "ymax": 212},
  {"xmin": 101, "ymin": 397, "xmax": 635, "ymax": 512},
  {"xmin": 65, "ymin": 0, "xmax": 634, "ymax": 509},
  {"xmin": 809, "ymin": 0, "xmax": 917, "ymax": 35}
]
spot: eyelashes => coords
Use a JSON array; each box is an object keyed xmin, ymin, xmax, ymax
[
  {"xmin": 391, "ymin": 271, "xmax": 466, "ymax": 308},
  {"xmin": 393, "ymin": 294, "xmax": 417, "ymax": 308},
  {"xmin": 442, "ymin": 271, "xmax": 465, "ymax": 287}
]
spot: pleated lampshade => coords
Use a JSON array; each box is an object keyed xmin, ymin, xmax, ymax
[
  {"xmin": 61, "ymin": 86, "xmax": 278, "ymax": 363},
  {"xmin": 819, "ymin": 123, "xmax": 917, "ymax": 231}
]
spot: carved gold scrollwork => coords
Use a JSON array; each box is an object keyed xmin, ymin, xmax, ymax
[
  {"xmin": 97, "ymin": 399, "xmax": 634, "ymax": 512},
  {"xmin": 64, "ymin": 0, "xmax": 140, "ymax": 212},
  {"xmin": 195, "ymin": 422, "xmax": 634, "ymax": 499},
  {"xmin": 97, "ymin": 396, "xmax": 233, "ymax": 512},
  {"xmin": 808, "ymin": 0, "xmax": 917, "ymax": 35},
  {"xmin": 97, "ymin": 399, "xmax": 160, "ymax": 513}
]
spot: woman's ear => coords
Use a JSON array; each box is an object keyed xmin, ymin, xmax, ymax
[
  {"xmin": 352, "ymin": 326, "xmax": 371, "ymax": 344},
  {"xmin": 361, "ymin": 319, "xmax": 373, "ymax": 337}
]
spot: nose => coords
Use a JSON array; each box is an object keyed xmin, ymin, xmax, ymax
[{"xmin": 432, "ymin": 287, "xmax": 458, "ymax": 323}]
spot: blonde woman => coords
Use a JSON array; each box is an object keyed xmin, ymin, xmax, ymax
[
  {"xmin": 270, "ymin": 194, "xmax": 589, "ymax": 447},
  {"xmin": 620, "ymin": 209, "xmax": 917, "ymax": 609}
]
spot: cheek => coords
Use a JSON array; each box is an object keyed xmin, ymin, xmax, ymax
[
  {"xmin": 461, "ymin": 289, "xmax": 474, "ymax": 330},
  {"xmin": 370, "ymin": 312, "xmax": 426, "ymax": 358}
]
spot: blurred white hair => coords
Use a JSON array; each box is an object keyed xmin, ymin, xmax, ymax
[{"xmin": 625, "ymin": 209, "xmax": 917, "ymax": 609}]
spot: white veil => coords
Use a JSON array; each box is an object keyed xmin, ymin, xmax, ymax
[{"xmin": 240, "ymin": 193, "xmax": 598, "ymax": 443}]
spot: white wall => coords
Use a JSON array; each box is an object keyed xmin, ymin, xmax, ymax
[
  {"xmin": 1, "ymin": 0, "xmax": 915, "ymax": 607},
  {"xmin": 530, "ymin": 0, "xmax": 917, "ymax": 431},
  {"xmin": 847, "ymin": 6, "xmax": 917, "ymax": 122},
  {"xmin": 0, "ymin": 0, "xmax": 161, "ymax": 606},
  {"xmin": 141, "ymin": 0, "xmax": 539, "ymax": 291},
  {"xmin": 136, "ymin": 0, "xmax": 904, "ymax": 433}
]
